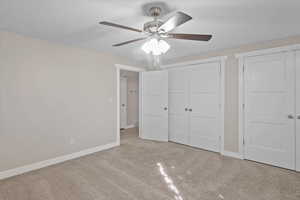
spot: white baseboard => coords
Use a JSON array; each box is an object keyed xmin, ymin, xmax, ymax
[
  {"xmin": 221, "ymin": 151, "xmax": 243, "ymax": 160},
  {"xmin": 0, "ymin": 141, "xmax": 119, "ymax": 180}
]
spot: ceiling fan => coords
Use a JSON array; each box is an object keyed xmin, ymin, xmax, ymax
[{"xmin": 99, "ymin": 7, "xmax": 212, "ymax": 55}]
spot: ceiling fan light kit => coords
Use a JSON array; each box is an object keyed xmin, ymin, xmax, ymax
[
  {"xmin": 142, "ymin": 38, "xmax": 170, "ymax": 55},
  {"xmin": 99, "ymin": 5, "xmax": 212, "ymax": 56}
]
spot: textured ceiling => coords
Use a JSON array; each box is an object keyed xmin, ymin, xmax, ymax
[{"xmin": 1, "ymin": 0, "xmax": 300, "ymax": 66}]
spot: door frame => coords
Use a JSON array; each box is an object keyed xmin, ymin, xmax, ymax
[
  {"xmin": 236, "ymin": 44, "xmax": 300, "ymax": 161},
  {"xmin": 115, "ymin": 64, "xmax": 145, "ymax": 145},
  {"xmin": 162, "ymin": 56, "xmax": 227, "ymax": 154}
]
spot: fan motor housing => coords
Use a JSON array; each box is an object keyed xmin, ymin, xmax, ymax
[
  {"xmin": 149, "ymin": 7, "xmax": 162, "ymax": 17},
  {"xmin": 143, "ymin": 20, "xmax": 163, "ymax": 33}
]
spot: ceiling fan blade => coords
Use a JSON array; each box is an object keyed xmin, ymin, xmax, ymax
[
  {"xmin": 167, "ymin": 33, "xmax": 212, "ymax": 41},
  {"xmin": 158, "ymin": 12, "xmax": 192, "ymax": 32},
  {"xmin": 113, "ymin": 37, "xmax": 147, "ymax": 47},
  {"xmin": 99, "ymin": 21, "xmax": 142, "ymax": 33}
]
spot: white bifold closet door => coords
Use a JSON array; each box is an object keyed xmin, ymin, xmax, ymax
[
  {"xmin": 168, "ymin": 68, "xmax": 189, "ymax": 145},
  {"xmin": 296, "ymin": 51, "xmax": 300, "ymax": 171},
  {"xmin": 244, "ymin": 52, "xmax": 295, "ymax": 170},
  {"xmin": 188, "ymin": 63, "xmax": 221, "ymax": 152},
  {"xmin": 140, "ymin": 71, "xmax": 169, "ymax": 142},
  {"xmin": 168, "ymin": 62, "xmax": 222, "ymax": 152}
]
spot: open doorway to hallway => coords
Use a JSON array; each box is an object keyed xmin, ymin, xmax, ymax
[{"xmin": 120, "ymin": 70, "xmax": 139, "ymax": 142}]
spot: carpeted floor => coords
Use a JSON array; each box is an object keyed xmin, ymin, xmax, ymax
[{"xmin": 0, "ymin": 127, "xmax": 299, "ymax": 200}]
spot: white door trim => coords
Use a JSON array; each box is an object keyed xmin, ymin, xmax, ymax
[
  {"xmin": 164, "ymin": 56, "xmax": 226, "ymax": 154},
  {"xmin": 235, "ymin": 44, "xmax": 300, "ymax": 58},
  {"xmin": 236, "ymin": 46, "xmax": 298, "ymax": 160},
  {"xmin": 219, "ymin": 58, "xmax": 226, "ymax": 155},
  {"xmin": 162, "ymin": 56, "xmax": 228, "ymax": 69},
  {"xmin": 115, "ymin": 64, "xmax": 145, "ymax": 145},
  {"xmin": 238, "ymin": 57, "xmax": 245, "ymax": 159},
  {"xmin": 296, "ymin": 51, "xmax": 300, "ymax": 172}
]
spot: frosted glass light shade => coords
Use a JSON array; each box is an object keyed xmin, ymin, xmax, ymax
[
  {"xmin": 158, "ymin": 40, "xmax": 170, "ymax": 53},
  {"xmin": 142, "ymin": 38, "xmax": 170, "ymax": 55}
]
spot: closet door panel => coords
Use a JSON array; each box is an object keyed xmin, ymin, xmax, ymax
[
  {"xmin": 141, "ymin": 71, "xmax": 169, "ymax": 142},
  {"xmin": 188, "ymin": 63, "xmax": 221, "ymax": 152},
  {"xmin": 296, "ymin": 51, "xmax": 300, "ymax": 171},
  {"xmin": 244, "ymin": 52, "xmax": 295, "ymax": 170},
  {"xmin": 168, "ymin": 68, "xmax": 189, "ymax": 145}
]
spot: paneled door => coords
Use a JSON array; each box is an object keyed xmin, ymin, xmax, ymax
[
  {"xmin": 140, "ymin": 71, "xmax": 168, "ymax": 142},
  {"xmin": 188, "ymin": 63, "xmax": 222, "ymax": 152},
  {"xmin": 244, "ymin": 52, "xmax": 295, "ymax": 170},
  {"xmin": 168, "ymin": 68, "xmax": 189, "ymax": 145},
  {"xmin": 296, "ymin": 51, "xmax": 300, "ymax": 171}
]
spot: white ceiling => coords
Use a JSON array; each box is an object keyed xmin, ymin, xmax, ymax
[{"xmin": 1, "ymin": 0, "xmax": 300, "ymax": 66}]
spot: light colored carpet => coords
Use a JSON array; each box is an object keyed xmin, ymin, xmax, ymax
[{"xmin": 0, "ymin": 128, "xmax": 299, "ymax": 200}]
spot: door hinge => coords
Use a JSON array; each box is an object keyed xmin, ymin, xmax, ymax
[
  {"xmin": 243, "ymin": 138, "xmax": 245, "ymax": 145},
  {"xmin": 242, "ymin": 103, "xmax": 245, "ymax": 109},
  {"xmin": 243, "ymin": 65, "xmax": 245, "ymax": 73},
  {"xmin": 219, "ymin": 66, "xmax": 222, "ymax": 75}
]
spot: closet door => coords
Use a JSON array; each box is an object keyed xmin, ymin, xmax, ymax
[
  {"xmin": 187, "ymin": 63, "xmax": 221, "ymax": 152},
  {"xmin": 168, "ymin": 68, "xmax": 189, "ymax": 145},
  {"xmin": 244, "ymin": 52, "xmax": 295, "ymax": 170},
  {"xmin": 140, "ymin": 71, "xmax": 169, "ymax": 142},
  {"xmin": 296, "ymin": 51, "xmax": 300, "ymax": 171}
]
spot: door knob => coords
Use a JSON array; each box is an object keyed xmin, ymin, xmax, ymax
[
  {"xmin": 164, "ymin": 107, "xmax": 168, "ymax": 111},
  {"xmin": 189, "ymin": 108, "xmax": 192, "ymax": 112},
  {"xmin": 122, "ymin": 104, "xmax": 125, "ymax": 107},
  {"xmin": 297, "ymin": 115, "xmax": 300, "ymax": 119},
  {"xmin": 185, "ymin": 108, "xmax": 188, "ymax": 111},
  {"xmin": 288, "ymin": 114, "xmax": 294, "ymax": 119}
]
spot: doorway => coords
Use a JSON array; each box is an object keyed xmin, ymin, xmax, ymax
[
  {"xmin": 120, "ymin": 70, "xmax": 139, "ymax": 141},
  {"xmin": 116, "ymin": 64, "xmax": 145, "ymax": 145},
  {"xmin": 120, "ymin": 76, "xmax": 127, "ymax": 129}
]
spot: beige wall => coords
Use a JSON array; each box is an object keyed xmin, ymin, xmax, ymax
[
  {"xmin": 167, "ymin": 35, "xmax": 300, "ymax": 153},
  {"xmin": 2, "ymin": 30, "xmax": 300, "ymax": 173},
  {"xmin": 0, "ymin": 31, "xmax": 135, "ymax": 172}
]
